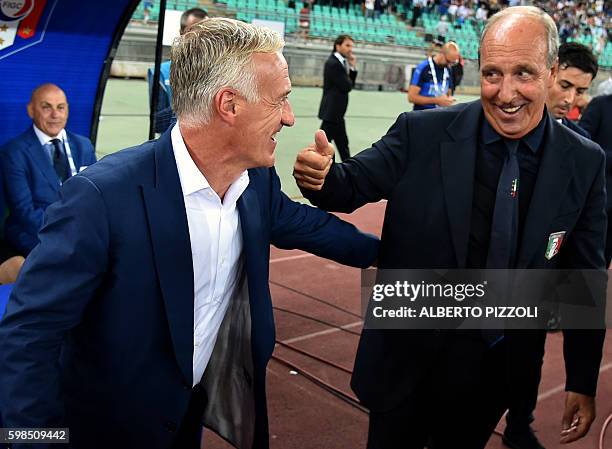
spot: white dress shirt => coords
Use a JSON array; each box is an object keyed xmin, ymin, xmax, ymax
[
  {"xmin": 171, "ymin": 123, "xmax": 250, "ymax": 386},
  {"xmin": 334, "ymin": 52, "xmax": 355, "ymax": 73},
  {"xmin": 32, "ymin": 125, "xmax": 77, "ymax": 177}
]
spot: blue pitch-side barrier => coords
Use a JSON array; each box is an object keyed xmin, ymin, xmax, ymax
[{"xmin": 0, "ymin": 0, "xmax": 140, "ymax": 147}]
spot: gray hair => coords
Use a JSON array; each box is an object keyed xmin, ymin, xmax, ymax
[
  {"xmin": 170, "ymin": 18, "xmax": 284, "ymax": 127},
  {"xmin": 480, "ymin": 6, "xmax": 559, "ymax": 68}
]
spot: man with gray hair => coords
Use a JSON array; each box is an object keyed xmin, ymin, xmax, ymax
[
  {"xmin": 293, "ymin": 6, "xmax": 606, "ymax": 448},
  {"xmin": 0, "ymin": 18, "xmax": 379, "ymax": 449}
]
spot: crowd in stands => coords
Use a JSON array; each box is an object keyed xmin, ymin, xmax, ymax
[{"xmin": 240, "ymin": 0, "xmax": 611, "ymax": 63}]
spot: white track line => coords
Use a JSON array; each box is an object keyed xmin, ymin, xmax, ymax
[
  {"xmin": 537, "ymin": 361, "xmax": 612, "ymax": 402},
  {"xmin": 280, "ymin": 321, "xmax": 363, "ymax": 344},
  {"xmin": 270, "ymin": 253, "xmax": 315, "ymax": 264}
]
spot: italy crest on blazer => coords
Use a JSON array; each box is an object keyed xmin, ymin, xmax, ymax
[{"xmin": 545, "ymin": 231, "xmax": 566, "ymax": 260}]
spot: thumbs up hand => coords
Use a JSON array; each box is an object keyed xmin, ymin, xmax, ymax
[
  {"xmin": 293, "ymin": 130, "xmax": 335, "ymax": 191},
  {"xmin": 313, "ymin": 129, "xmax": 335, "ymax": 157}
]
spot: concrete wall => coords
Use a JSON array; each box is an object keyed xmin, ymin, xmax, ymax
[{"xmin": 111, "ymin": 22, "xmax": 611, "ymax": 94}]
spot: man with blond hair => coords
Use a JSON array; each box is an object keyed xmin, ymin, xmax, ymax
[
  {"xmin": 294, "ymin": 6, "xmax": 606, "ymax": 448},
  {"xmin": 0, "ymin": 18, "xmax": 378, "ymax": 449}
]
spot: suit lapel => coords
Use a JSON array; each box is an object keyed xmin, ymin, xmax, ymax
[
  {"xmin": 23, "ymin": 128, "xmax": 60, "ymax": 191},
  {"xmin": 440, "ymin": 101, "xmax": 482, "ymax": 267},
  {"xmin": 141, "ymin": 130, "xmax": 195, "ymax": 386},
  {"xmin": 237, "ymin": 184, "xmax": 264, "ymax": 304},
  {"xmin": 517, "ymin": 116, "xmax": 574, "ymax": 267}
]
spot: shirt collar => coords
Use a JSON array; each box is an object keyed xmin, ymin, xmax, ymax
[
  {"xmin": 481, "ymin": 109, "xmax": 547, "ymax": 154},
  {"xmin": 334, "ymin": 52, "xmax": 346, "ymax": 65},
  {"xmin": 171, "ymin": 123, "xmax": 249, "ymax": 200},
  {"xmin": 33, "ymin": 124, "xmax": 66, "ymax": 146}
]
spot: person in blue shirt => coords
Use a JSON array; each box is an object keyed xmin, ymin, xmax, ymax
[
  {"xmin": 408, "ymin": 41, "xmax": 460, "ymax": 111},
  {"xmin": 148, "ymin": 7, "xmax": 208, "ymax": 133}
]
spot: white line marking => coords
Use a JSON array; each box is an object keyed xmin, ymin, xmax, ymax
[
  {"xmin": 538, "ymin": 361, "xmax": 612, "ymax": 402},
  {"xmin": 281, "ymin": 321, "xmax": 363, "ymax": 344},
  {"xmin": 270, "ymin": 253, "xmax": 315, "ymax": 264}
]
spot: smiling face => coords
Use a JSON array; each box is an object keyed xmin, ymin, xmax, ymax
[
  {"xmin": 480, "ymin": 16, "xmax": 556, "ymax": 139},
  {"xmin": 547, "ymin": 65, "xmax": 593, "ymax": 119},
  {"xmin": 27, "ymin": 85, "xmax": 69, "ymax": 137},
  {"xmin": 234, "ymin": 52, "xmax": 295, "ymax": 168}
]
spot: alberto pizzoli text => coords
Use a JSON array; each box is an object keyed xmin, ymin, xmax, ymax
[{"xmin": 369, "ymin": 281, "xmax": 538, "ymax": 320}]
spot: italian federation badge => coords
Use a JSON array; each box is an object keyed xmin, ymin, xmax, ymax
[
  {"xmin": 510, "ymin": 178, "xmax": 519, "ymax": 198},
  {"xmin": 545, "ymin": 231, "xmax": 566, "ymax": 260},
  {"xmin": 0, "ymin": 0, "xmax": 52, "ymax": 57}
]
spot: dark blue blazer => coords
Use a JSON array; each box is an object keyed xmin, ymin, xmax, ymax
[
  {"xmin": 0, "ymin": 127, "xmax": 96, "ymax": 254},
  {"xmin": 0, "ymin": 130, "xmax": 378, "ymax": 449},
  {"xmin": 303, "ymin": 100, "xmax": 607, "ymax": 412},
  {"xmin": 561, "ymin": 117, "xmax": 591, "ymax": 139},
  {"xmin": 580, "ymin": 94, "xmax": 612, "ymax": 261}
]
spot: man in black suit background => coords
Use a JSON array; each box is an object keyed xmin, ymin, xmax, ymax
[
  {"xmin": 546, "ymin": 42, "xmax": 597, "ymax": 140},
  {"xmin": 580, "ymin": 93, "xmax": 612, "ymax": 265},
  {"xmin": 294, "ymin": 6, "xmax": 606, "ymax": 449},
  {"xmin": 498, "ymin": 41, "xmax": 601, "ymax": 449},
  {"xmin": 318, "ymin": 34, "xmax": 357, "ymax": 161}
]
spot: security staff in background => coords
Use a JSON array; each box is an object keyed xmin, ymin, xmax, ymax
[
  {"xmin": 317, "ymin": 34, "xmax": 357, "ymax": 162},
  {"xmin": 546, "ymin": 42, "xmax": 597, "ymax": 138},
  {"xmin": 501, "ymin": 41, "xmax": 599, "ymax": 449},
  {"xmin": 148, "ymin": 7, "xmax": 208, "ymax": 133},
  {"xmin": 293, "ymin": 6, "xmax": 606, "ymax": 448},
  {"xmin": 408, "ymin": 41, "xmax": 460, "ymax": 110},
  {"xmin": 580, "ymin": 93, "xmax": 612, "ymax": 265}
]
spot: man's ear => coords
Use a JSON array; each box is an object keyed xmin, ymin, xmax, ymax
[
  {"xmin": 548, "ymin": 60, "xmax": 559, "ymax": 89},
  {"xmin": 215, "ymin": 88, "xmax": 238, "ymax": 124},
  {"xmin": 27, "ymin": 102, "xmax": 34, "ymax": 119}
]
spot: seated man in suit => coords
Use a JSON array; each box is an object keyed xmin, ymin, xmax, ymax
[
  {"xmin": 546, "ymin": 42, "xmax": 597, "ymax": 139},
  {"xmin": 294, "ymin": 6, "xmax": 606, "ymax": 449},
  {"xmin": 0, "ymin": 83, "xmax": 96, "ymax": 256},
  {"xmin": 0, "ymin": 18, "xmax": 378, "ymax": 449}
]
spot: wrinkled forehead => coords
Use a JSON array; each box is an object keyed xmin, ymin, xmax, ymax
[
  {"xmin": 254, "ymin": 52, "xmax": 291, "ymax": 89},
  {"xmin": 481, "ymin": 16, "xmax": 548, "ymax": 63},
  {"xmin": 32, "ymin": 87, "xmax": 67, "ymax": 105},
  {"xmin": 483, "ymin": 15, "xmax": 546, "ymax": 48}
]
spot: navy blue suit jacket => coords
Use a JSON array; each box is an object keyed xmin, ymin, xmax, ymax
[
  {"xmin": 0, "ymin": 129, "xmax": 378, "ymax": 449},
  {"xmin": 0, "ymin": 127, "xmax": 96, "ymax": 254},
  {"xmin": 580, "ymin": 94, "xmax": 612, "ymax": 209},
  {"xmin": 303, "ymin": 101, "xmax": 607, "ymax": 412},
  {"xmin": 561, "ymin": 117, "xmax": 591, "ymax": 139}
]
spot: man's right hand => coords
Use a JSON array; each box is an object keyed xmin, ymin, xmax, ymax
[
  {"xmin": 436, "ymin": 95, "xmax": 456, "ymax": 107},
  {"xmin": 293, "ymin": 130, "xmax": 334, "ymax": 191}
]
